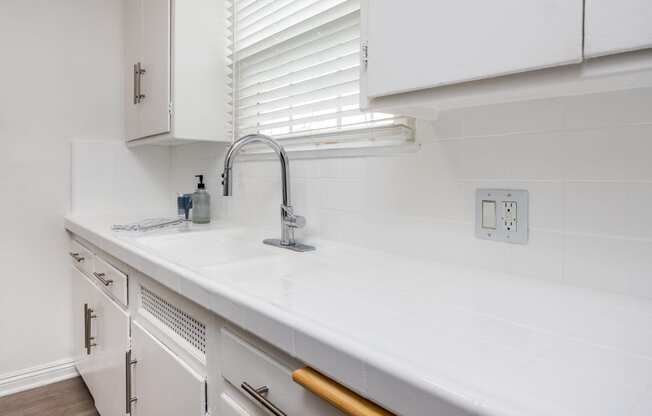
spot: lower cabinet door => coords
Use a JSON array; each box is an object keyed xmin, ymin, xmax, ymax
[
  {"xmin": 72, "ymin": 267, "xmax": 96, "ymax": 388},
  {"xmin": 130, "ymin": 321, "xmax": 206, "ymax": 416},
  {"xmin": 73, "ymin": 267, "xmax": 130, "ymax": 416},
  {"xmin": 91, "ymin": 281, "xmax": 130, "ymax": 416}
]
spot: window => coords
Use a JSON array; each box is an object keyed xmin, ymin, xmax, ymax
[{"xmin": 226, "ymin": 0, "xmax": 413, "ymax": 152}]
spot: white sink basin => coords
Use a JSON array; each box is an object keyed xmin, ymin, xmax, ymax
[{"xmin": 127, "ymin": 226, "xmax": 279, "ymax": 269}]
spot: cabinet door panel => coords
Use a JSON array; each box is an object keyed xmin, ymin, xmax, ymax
[
  {"xmin": 72, "ymin": 268, "xmax": 97, "ymax": 391},
  {"xmin": 140, "ymin": 0, "xmax": 171, "ymax": 138},
  {"xmin": 364, "ymin": 0, "xmax": 583, "ymax": 98},
  {"xmin": 585, "ymin": 0, "xmax": 652, "ymax": 58},
  {"xmin": 91, "ymin": 285, "xmax": 130, "ymax": 416},
  {"xmin": 131, "ymin": 321, "xmax": 205, "ymax": 416},
  {"xmin": 72, "ymin": 267, "xmax": 130, "ymax": 416},
  {"xmin": 124, "ymin": 0, "xmax": 143, "ymax": 141}
]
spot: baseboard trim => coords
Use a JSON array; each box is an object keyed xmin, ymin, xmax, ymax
[{"xmin": 0, "ymin": 358, "xmax": 78, "ymax": 398}]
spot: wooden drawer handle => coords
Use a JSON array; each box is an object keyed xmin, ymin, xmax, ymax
[{"xmin": 292, "ymin": 367, "xmax": 395, "ymax": 416}]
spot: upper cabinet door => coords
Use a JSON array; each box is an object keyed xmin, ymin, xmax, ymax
[
  {"xmin": 140, "ymin": 0, "xmax": 171, "ymax": 138},
  {"xmin": 584, "ymin": 0, "xmax": 652, "ymax": 58},
  {"xmin": 124, "ymin": 0, "xmax": 143, "ymax": 141},
  {"xmin": 363, "ymin": 0, "xmax": 584, "ymax": 98}
]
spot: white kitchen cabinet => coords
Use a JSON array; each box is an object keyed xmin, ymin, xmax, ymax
[
  {"xmin": 72, "ymin": 267, "xmax": 130, "ymax": 416},
  {"xmin": 361, "ymin": 0, "xmax": 584, "ymax": 99},
  {"xmin": 584, "ymin": 0, "xmax": 652, "ymax": 58},
  {"xmin": 124, "ymin": 0, "xmax": 230, "ymax": 145},
  {"xmin": 129, "ymin": 321, "xmax": 206, "ymax": 416},
  {"xmin": 124, "ymin": 0, "xmax": 171, "ymax": 141},
  {"xmin": 72, "ymin": 267, "xmax": 98, "ymax": 389}
]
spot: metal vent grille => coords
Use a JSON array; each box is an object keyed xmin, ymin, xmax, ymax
[{"xmin": 140, "ymin": 286, "xmax": 207, "ymax": 355}]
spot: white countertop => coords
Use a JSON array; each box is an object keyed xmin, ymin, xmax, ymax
[{"xmin": 65, "ymin": 215, "xmax": 652, "ymax": 416}]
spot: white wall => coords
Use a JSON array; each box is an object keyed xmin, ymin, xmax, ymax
[
  {"xmin": 0, "ymin": 0, "xmax": 124, "ymax": 383},
  {"xmin": 171, "ymin": 88, "xmax": 652, "ymax": 300}
]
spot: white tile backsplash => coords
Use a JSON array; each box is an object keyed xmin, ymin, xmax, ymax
[
  {"xmin": 71, "ymin": 141, "xmax": 173, "ymax": 216},
  {"xmin": 170, "ymin": 88, "xmax": 652, "ymax": 299}
]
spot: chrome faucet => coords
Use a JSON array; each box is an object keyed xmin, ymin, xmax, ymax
[{"xmin": 221, "ymin": 134, "xmax": 315, "ymax": 252}]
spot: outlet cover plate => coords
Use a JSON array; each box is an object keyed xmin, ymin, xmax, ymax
[{"xmin": 475, "ymin": 189, "xmax": 529, "ymax": 244}]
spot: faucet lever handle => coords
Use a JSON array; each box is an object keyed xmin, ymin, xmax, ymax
[
  {"xmin": 286, "ymin": 214, "xmax": 306, "ymax": 229},
  {"xmin": 282, "ymin": 206, "xmax": 306, "ymax": 229}
]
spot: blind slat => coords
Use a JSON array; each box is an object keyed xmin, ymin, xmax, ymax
[
  {"xmin": 236, "ymin": 0, "xmax": 350, "ymax": 51},
  {"xmin": 238, "ymin": 80, "xmax": 359, "ymax": 118},
  {"xmin": 238, "ymin": 66, "xmax": 359, "ymax": 108},
  {"xmin": 239, "ymin": 108, "xmax": 364, "ymax": 132},
  {"xmin": 239, "ymin": 52, "xmax": 360, "ymax": 97},
  {"xmin": 239, "ymin": 38, "xmax": 360, "ymax": 89},
  {"xmin": 235, "ymin": 0, "xmax": 359, "ymax": 60},
  {"xmin": 236, "ymin": 12, "xmax": 358, "ymax": 71},
  {"xmin": 236, "ymin": 0, "xmax": 295, "ymax": 29},
  {"xmin": 238, "ymin": 93, "xmax": 359, "ymax": 124},
  {"xmin": 240, "ymin": 26, "xmax": 358, "ymax": 80}
]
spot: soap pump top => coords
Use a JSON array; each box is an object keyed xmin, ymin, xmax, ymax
[{"xmin": 195, "ymin": 174, "xmax": 206, "ymax": 189}]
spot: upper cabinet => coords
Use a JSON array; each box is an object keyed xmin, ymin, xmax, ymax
[
  {"xmin": 362, "ymin": 0, "xmax": 584, "ymax": 98},
  {"xmin": 361, "ymin": 0, "xmax": 652, "ymax": 115},
  {"xmin": 584, "ymin": 0, "xmax": 652, "ymax": 58},
  {"xmin": 124, "ymin": 0, "xmax": 230, "ymax": 145}
]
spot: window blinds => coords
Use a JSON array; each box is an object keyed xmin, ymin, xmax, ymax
[{"xmin": 226, "ymin": 0, "xmax": 413, "ymax": 150}]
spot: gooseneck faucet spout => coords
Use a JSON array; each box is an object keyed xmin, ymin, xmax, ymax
[{"xmin": 221, "ymin": 134, "xmax": 315, "ymax": 252}]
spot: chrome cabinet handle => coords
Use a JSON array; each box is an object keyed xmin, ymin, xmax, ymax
[
  {"xmin": 84, "ymin": 303, "xmax": 97, "ymax": 355},
  {"xmin": 133, "ymin": 64, "xmax": 139, "ymax": 104},
  {"xmin": 93, "ymin": 272, "xmax": 114, "ymax": 286},
  {"xmin": 69, "ymin": 252, "xmax": 85, "ymax": 263},
  {"xmin": 125, "ymin": 350, "xmax": 138, "ymax": 414},
  {"xmin": 135, "ymin": 62, "xmax": 146, "ymax": 103},
  {"xmin": 241, "ymin": 382, "xmax": 287, "ymax": 416}
]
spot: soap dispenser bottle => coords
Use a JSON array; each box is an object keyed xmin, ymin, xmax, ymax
[{"xmin": 191, "ymin": 175, "xmax": 211, "ymax": 224}]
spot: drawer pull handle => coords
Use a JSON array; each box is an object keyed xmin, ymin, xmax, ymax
[
  {"xmin": 93, "ymin": 272, "xmax": 114, "ymax": 286},
  {"xmin": 241, "ymin": 382, "xmax": 287, "ymax": 416},
  {"xmin": 292, "ymin": 367, "xmax": 395, "ymax": 416},
  {"xmin": 83, "ymin": 303, "xmax": 97, "ymax": 355},
  {"xmin": 125, "ymin": 350, "xmax": 138, "ymax": 414},
  {"xmin": 70, "ymin": 252, "xmax": 85, "ymax": 263}
]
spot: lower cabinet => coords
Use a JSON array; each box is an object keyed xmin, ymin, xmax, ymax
[
  {"xmin": 129, "ymin": 321, "xmax": 206, "ymax": 416},
  {"xmin": 72, "ymin": 267, "xmax": 130, "ymax": 416}
]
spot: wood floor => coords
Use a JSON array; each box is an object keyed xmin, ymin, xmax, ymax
[{"xmin": 0, "ymin": 377, "xmax": 98, "ymax": 416}]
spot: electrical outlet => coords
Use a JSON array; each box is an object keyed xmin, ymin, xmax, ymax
[
  {"xmin": 475, "ymin": 190, "xmax": 528, "ymax": 244},
  {"xmin": 503, "ymin": 201, "xmax": 517, "ymax": 232}
]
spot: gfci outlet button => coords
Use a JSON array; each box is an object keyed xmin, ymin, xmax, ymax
[
  {"xmin": 482, "ymin": 200, "xmax": 496, "ymax": 229},
  {"xmin": 475, "ymin": 189, "xmax": 529, "ymax": 244}
]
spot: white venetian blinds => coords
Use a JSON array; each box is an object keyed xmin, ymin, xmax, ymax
[{"xmin": 226, "ymin": 0, "xmax": 412, "ymax": 150}]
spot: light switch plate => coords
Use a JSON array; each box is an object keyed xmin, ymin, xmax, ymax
[{"xmin": 475, "ymin": 189, "xmax": 528, "ymax": 244}]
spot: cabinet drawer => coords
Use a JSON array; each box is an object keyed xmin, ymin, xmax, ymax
[
  {"xmin": 221, "ymin": 329, "xmax": 343, "ymax": 416},
  {"xmin": 70, "ymin": 240, "xmax": 94, "ymax": 275},
  {"xmin": 93, "ymin": 256, "xmax": 128, "ymax": 307}
]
